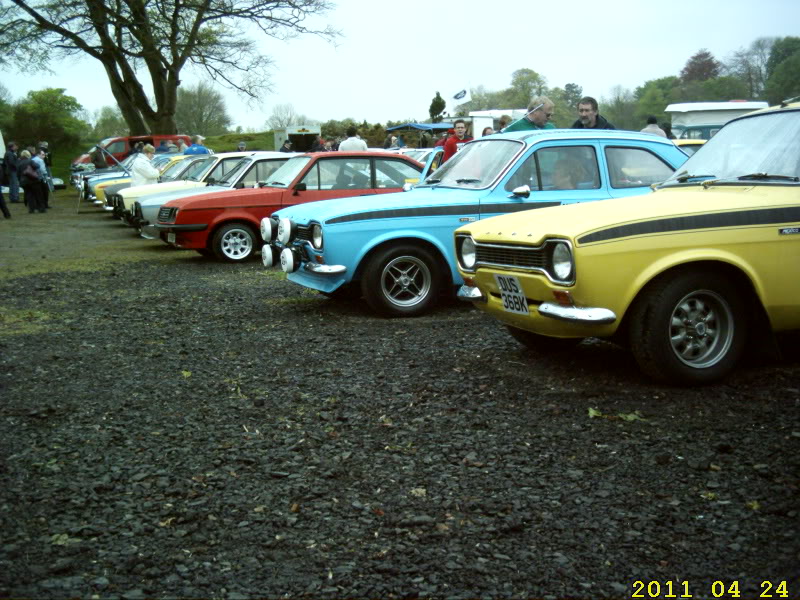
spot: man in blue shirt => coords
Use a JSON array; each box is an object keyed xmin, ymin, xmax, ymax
[{"xmin": 184, "ymin": 135, "xmax": 211, "ymax": 155}]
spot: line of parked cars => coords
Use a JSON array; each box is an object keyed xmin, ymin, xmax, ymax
[
  {"xmin": 76, "ymin": 104, "xmax": 799, "ymax": 384},
  {"xmin": 257, "ymin": 103, "xmax": 800, "ymax": 385}
]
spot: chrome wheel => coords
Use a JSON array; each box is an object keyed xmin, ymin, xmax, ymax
[
  {"xmin": 379, "ymin": 254, "xmax": 432, "ymax": 309},
  {"xmin": 218, "ymin": 227, "xmax": 254, "ymax": 261},
  {"xmin": 669, "ymin": 289, "xmax": 733, "ymax": 369}
]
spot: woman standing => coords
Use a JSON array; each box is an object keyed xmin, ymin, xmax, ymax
[
  {"xmin": 32, "ymin": 149, "xmax": 51, "ymax": 209},
  {"xmin": 130, "ymin": 144, "xmax": 159, "ymax": 187},
  {"xmin": 17, "ymin": 150, "xmax": 45, "ymax": 213}
]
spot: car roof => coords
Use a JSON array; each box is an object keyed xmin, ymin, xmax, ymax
[{"xmin": 495, "ymin": 128, "xmax": 680, "ymax": 146}]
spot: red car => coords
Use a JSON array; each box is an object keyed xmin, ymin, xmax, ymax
[{"xmin": 155, "ymin": 152, "xmax": 424, "ymax": 261}]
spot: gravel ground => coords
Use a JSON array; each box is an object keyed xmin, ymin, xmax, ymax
[{"xmin": 1, "ymin": 193, "xmax": 799, "ymax": 599}]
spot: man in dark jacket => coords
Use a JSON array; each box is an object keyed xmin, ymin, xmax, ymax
[
  {"xmin": 571, "ymin": 96, "xmax": 615, "ymax": 130},
  {"xmin": 4, "ymin": 141, "xmax": 20, "ymax": 203}
]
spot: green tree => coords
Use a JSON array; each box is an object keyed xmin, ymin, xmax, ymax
[
  {"xmin": 635, "ymin": 84, "xmax": 668, "ymax": 125},
  {"xmin": 0, "ymin": 0, "xmax": 337, "ymax": 135},
  {"xmin": 429, "ymin": 92, "xmax": 445, "ymax": 122},
  {"xmin": 680, "ymin": 49, "xmax": 722, "ymax": 82},
  {"xmin": 507, "ymin": 68, "xmax": 547, "ymax": 108},
  {"xmin": 765, "ymin": 50, "xmax": 800, "ymax": 104},
  {"xmin": 563, "ymin": 83, "xmax": 583, "ymax": 109},
  {"xmin": 698, "ymin": 76, "xmax": 750, "ymax": 101},
  {"xmin": 7, "ymin": 88, "xmax": 88, "ymax": 147},
  {"xmin": 0, "ymin": 82, "xmax": 12, "ymax": 133},
  {"xmin": 601, "ymin": 85, "xmax": 637, "ymax": 131},
  {"xmin": 175, "ymin": 82, "xmax": 232, "ymax": 136},
  {"xmin": 765, "ymin": 36, "xmax": 800, "ymax": 79},
  {"xmin": 91, "ymin": 106, "xmax": 128, "ymax": 139}
]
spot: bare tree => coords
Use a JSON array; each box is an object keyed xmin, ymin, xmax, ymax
[
  {"xmin": 0, "ymin": 0, "xmax": 338, "ymax": 134},
  {"xmin": 266, "ymin": 103, "xmax": 299, "ymax": 129},
  {"xmin": 725, "ymin": 37, "xmax": 775, "ymax": 98}
]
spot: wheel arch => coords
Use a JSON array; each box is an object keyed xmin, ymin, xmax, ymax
[
  {"xmin": 207, "ymin": 214, "xmax": 260, "ymax": 250},
  {"xmin": 352, "ymin": 234, "xmax": 453, "ymax": 288},
  {"xmin": 615, "ymin": 258, "xmax": 772, "ymax": 348}
]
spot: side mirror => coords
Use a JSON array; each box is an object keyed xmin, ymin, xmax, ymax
[
  {"xmin": 293, "ymin": 182, "xmax": 307, "ymax": 196},
  {"xmin": 234, "ymin": 181, "xmax": 245, "ymax": 189},
  {"xmin": 402, "ymin": 182, "xmax": 414, "ymax": 192},
  {"xmin": 509, "ymin": 185, "xmax": 531, "ymax": 199}
]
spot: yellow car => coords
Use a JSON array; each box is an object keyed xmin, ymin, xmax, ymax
[
  {"xmin": 455, "ymin": 102, "xmax": 800, "ymax": 384},
  {"xmin": 673, "ymin": 138, "xmax": 706, "ymax": 157},
  {"xmin": 93, "ymin": 154, "xmax": 188, "ymax": 205}
]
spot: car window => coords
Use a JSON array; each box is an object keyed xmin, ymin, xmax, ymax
[
  {"xmin": 179, "ymin": 157, "xmax": 215, "ymax": 181},
  {"xmin": 424, "ymin": 140, "xmax": 521, "ymax": 189},
  {"xmin": 160, "ymin": 158, "xmax": 193, "ymax": 180},
  {"xmin": 307, "ymin": 158, "xmax": 371, "ymax": 190},
  {"xmin": 375, "ymin": 158, "xmax": 421, "ymax": 188},
  {"xmin": 106, "ymin": 141, "xmax": 126, "ymax": 154},
  {"xmin": 301, "ymin": 163, "xmax": 320, "ymax": 190},
  {"xmin": 205, "ymin": 157, "xmax": 244, "ymax": 182},
  {"xmin": 255, "ymin": 159, "xmax": 286, "ymax": 184},
  {"xmin": 505, "ymin": 146, "xmax": 600, "ymax": 192},
  {"xmin": 605, "ymin": 147, "xmax": 674, "ymax": 188}
]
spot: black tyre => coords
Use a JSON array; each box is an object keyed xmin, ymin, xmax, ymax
[
  {"xmin": 629, "ymin": 270, "xmax": 747, "ymax": 385},
  {"xmin": 506, "ymin": 325, "xmax": 582, "ymax": 352},
  {"xmin": 361, "ymin": 244, "xmax": 444, "ymax": 317},
  {"xmin": 212, "ymin": 223, "xmax": 256, "ymax": 262}
]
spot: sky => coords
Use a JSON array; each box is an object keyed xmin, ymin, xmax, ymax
[{"xmin": 1, "ymin": 0, "xmax": 798, "ymax": 131}]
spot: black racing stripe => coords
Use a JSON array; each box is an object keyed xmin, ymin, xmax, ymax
[
  {"xmin": 325, "ymin": 202, "xmax": 562, "ymax": 225},
  {"xmin": 579, "ymin": 206, "xmax": 800, "ymax": 244},
  {"xmin": 481, "ymin": 202, "xmax": 562, "ymax": 213}
]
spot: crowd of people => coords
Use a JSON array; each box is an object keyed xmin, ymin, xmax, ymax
[
  {"xmin": 0, "ymin": 96, "xmax": 681, "ymax": 220},
  {"xmin": 1, "ymin": 140, "xmax": 53, "ymax": 218}
]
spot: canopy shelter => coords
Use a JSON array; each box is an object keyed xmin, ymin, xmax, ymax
[{"xmin": 386, "ymin": 123, "xmax": 454, "ymax": 132}]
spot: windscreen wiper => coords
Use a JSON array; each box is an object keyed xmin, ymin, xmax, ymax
[
  {"xmin": 456, "ymin": 178, "xmax": 481, "ymax": 184},
  {"xmin": 268, "ymin": 181, "xmax": 287, "ymax": 186},
  {"xmin": 425, "ymin": 178, "xmax": 442, "ymax": 184},
  {"xmin": 675, "ymin": 173, "xmax": 716, "ymax": 183},
  {"xmin": 737, "ymin": 172, "xmax": 800, "ymax": 182}
]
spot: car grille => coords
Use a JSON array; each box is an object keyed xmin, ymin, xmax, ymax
[
  {"xmin": 296, "ymin": 225, "xmax": 312, "ymax": 243},
  {"xmin": 476, "ymin": 243, "xmax": 549, "ymax": 270},
  {"xmin": 158, "ymin": 207, "xmax": 177, "ymax": 223}
]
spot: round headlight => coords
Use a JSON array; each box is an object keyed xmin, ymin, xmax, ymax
[
  {"xmin": 261, "ymin": 244, "xmax": 279, "ymax": 268},
  {"xmin": 260, "ymin": 217, "xmax": 278, "ymax": 243},
  {"xmin": 459, "ymin": 236, "xmax": 477, "ymax": 269},
  {"xmin": 551, "ymin": 242, "xmax": 573, "ymax": 281},
  {"xmin": 280, "ymin": 247, "xmax": 302, "ymax": 273},
  {"xmin": 277, "ymin": 218, "xmax": 297, "ymax": 245},
  {"xmin": 311, "ymin": 224, "xmax": 323, "ymax": 250}
]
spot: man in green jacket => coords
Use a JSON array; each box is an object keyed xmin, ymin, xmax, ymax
[{"xmin": 503, "ymin": 96, "xmax": 556, "ymax": 132}]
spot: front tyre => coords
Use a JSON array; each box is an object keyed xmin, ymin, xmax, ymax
[
  {"xmin": 361, "ymin": 244, "xmax": 444, "ymax": 317},
  {"xmin": 629, "ymin": 270, "xmax": 747, "ymax": 385},
  {"xmin": 212, "ymin": 223, "xmax": 256, "ymax": 262}
]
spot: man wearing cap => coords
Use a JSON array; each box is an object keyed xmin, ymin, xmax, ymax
[
  {"xmin": 184, "ymin": 135, "xmax": 211, "ymax": 155},
  {"xmin": 237, "ymin": 141, "xmax": 247, "ymax": 151},
  {"xmin": 279, "ymin": 140, "xmax": 293, "ymax": 153},
  {"xmin": 503, "ymin": 96, "xmax": 557, "ymax": 132}
]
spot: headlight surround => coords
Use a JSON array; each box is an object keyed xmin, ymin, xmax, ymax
[
  {"xmin": 458, "ymin": 235, "xmax": 477, "ymax": 270},
  {"xmin": 261, "ymin": 217, "xmax": 278, "ymax": 243},
  {"xmin": 550, "ymin": 242, "xmax": 574, "ymax": 282},
  {"xmin": 311, "ymin": 224, "xmax": 323, "ymax": 250}
]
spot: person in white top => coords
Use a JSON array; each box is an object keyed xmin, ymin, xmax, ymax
[
  {"xmin": 640, "ymin": 115, "xmax": 667, "ymax": 138},
  {"xmin": 131, "ymin": 144, "xmax": 160, "ymax": 187},
  {"xmin": 338, "ymin": 126, "xmax": 368, "ymax": 152}
]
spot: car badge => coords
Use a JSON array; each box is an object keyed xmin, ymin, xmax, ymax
[{"xmin": 779, "ymin": 227, "xmax": 800, "ymax": 235}]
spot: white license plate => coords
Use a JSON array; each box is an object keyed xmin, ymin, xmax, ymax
[
  {"xmin": 494, "ymin": 274, "xmax": 529, "ymax": 315},
  {"xmin": 167, "ymin": 232, "xmax": 176, "ymax": 244}
]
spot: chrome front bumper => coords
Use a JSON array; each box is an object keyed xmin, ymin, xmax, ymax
[{"xmin": 457, "ymin": 285, "xmax": 616, "ymax": 325}]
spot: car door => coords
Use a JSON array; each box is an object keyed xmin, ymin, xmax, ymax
[
  {"xmin": 601, "ymin": 143, "xmax": 678, "ymax": 199},
  {"xmin": 373, "ymin": 157, "xmax": 424, "ymax": 193},
  {"xmin": 482, "ymin": 142, "xmax": 608, "ymax": 218}
]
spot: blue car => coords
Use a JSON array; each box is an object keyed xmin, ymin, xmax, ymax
[{"xmin": 260, "ymin": 130, "xmax": 689, "ymax": 317}]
